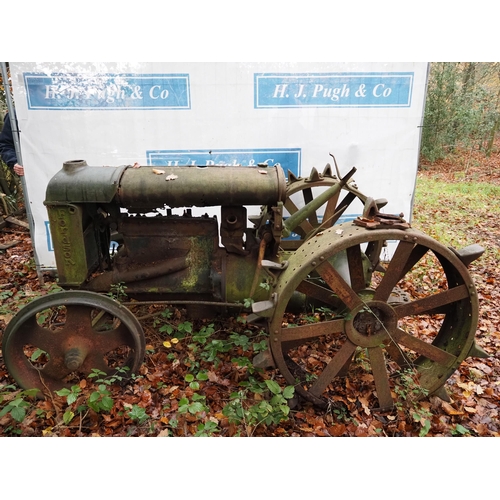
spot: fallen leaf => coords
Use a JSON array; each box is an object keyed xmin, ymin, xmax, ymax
[
  {"xmin": 441, "ymin": 401, "xmax": 464, "ymax": 416},
  {"xmin": 328, "ymin": 424, "xmax": 347, "ymax": 436}
]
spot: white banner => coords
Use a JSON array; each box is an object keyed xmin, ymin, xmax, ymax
[{"xmin": 9, "ymin": 62, "xmax": 428, "ymax": 270}]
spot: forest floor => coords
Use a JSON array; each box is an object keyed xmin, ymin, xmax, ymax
[{"xmin": 1, "ymin": 144, "xmax": 499, "ymax": 437}]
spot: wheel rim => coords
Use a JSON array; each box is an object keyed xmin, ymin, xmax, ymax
[
  {"xmin": 270, "ymin": 223, "xmax": 479, "ymax": 410},
  {"xmin": 2, "ymin": 290, "xmax": 145, "ymax": 394}
]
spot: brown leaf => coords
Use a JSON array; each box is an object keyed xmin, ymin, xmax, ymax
[
  {"xmin": 441, "ymin": 401, "xmax": 464, "ymax": 416},
  {"xmin": 328, "ymin": 424, "xmax": 347, "ymax": 436}
]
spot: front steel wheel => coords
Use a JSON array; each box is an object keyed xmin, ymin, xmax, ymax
[{"xmin": 2, "ymin": 290, "xmax": 145, "ymax": 395}]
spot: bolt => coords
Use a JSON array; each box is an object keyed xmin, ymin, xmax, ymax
[{"xmin": 64, "ymin": 347, "xmax": 87, "ymax": 371}]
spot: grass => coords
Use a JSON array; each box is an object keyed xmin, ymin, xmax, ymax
[
  {"xmin": 414, "ymin": 176, "xmax": 500, "ymax": 212},
  {"xmin": 411, "ymin": 174, "xmax": 500, "ymax": 255}
]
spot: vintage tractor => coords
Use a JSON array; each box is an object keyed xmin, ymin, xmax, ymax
[{"xmin": 2, "ymin": 158, "xmax": 488, "ymax": 410}]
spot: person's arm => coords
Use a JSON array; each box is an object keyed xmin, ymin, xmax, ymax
[{"xmin": 0, "ymin": 114, "xmax": 24, "ymax": 176}]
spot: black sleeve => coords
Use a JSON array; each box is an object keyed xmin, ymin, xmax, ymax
[{"xmin": 0, "ymin": 114, "xmax": 19, "ymax": 168}]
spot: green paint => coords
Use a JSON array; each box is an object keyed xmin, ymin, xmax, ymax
[{"xmin": 181, "ymin": 237, "xmax": 213, "ymax": 291}]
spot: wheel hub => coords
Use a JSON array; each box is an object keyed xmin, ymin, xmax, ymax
[
  {"xmin": 345, "ymin": 301, "xmax": 396, "ymax": 348},
  {"xmin": 64, "ymin": 346, "xmax": 90, "ymax": 371}
]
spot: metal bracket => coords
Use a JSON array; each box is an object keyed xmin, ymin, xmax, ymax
[
  {"xmin": 261, "ymin": 260, "xmax": 289, "ymax": 271},
  {"xmin": 354, "ymin": 212, "xmax": 411, "ymax": 230},
  {"xmin": 251, "ymin": 292, "xmax": 278, "ymax": 317}
]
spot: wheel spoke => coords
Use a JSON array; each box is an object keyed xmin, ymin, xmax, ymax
[
  {"xmin": 298, "ymin": 220, "xmax": 314, "ymax": 236},
  {"xmin": 391, "ymin": 328, "xmax": 457, "ymax": 366},
  {"xmin": 394, "ymin": 284, "xmax": 470, "ymax": 318},
  {"xmin": 310, "ymin": 339, "xmax": 357, "ymax": 397},
  {"xmin": 306, "ymin": 191, "xmax": 357, "ymax": 234},
  {"xmin": 94, "ymin": 322, "xmax": 134, "ymax": 352},
  {"xmin": 296, "ymin": 280, "xmax": 344, "ymax": 308},
  {"xmin": 280, "ymin": 319, "xmax": 345, "ymax": 343},
  {"xmin": 40, "ymin": 358, "xmax": 73, "ymax": 381},
  {"xmin": 374, "ymin": 241, "xmax": 417, "ymax": 301},
  {"xmin": 346, "ymin": 244, "xmax": 366, "ymax": 292},
  {"xmin": 316, "ymin": 260, "xmax": 363, "ymax": 310},
  {"xmin": 302, "ymin": 187, "xmax": 318, "ymax": 227},
  {"xmin": 284, "ymin": 197, "xmax": 299, "ymax": 215},
  {"xmin": 322, "ymin": 191, "xmax": 341, "ymax": 228},
  {"xmin": 331, "ymin": 192, "xmax": 356, "ymax": 225},
  {"xmin": 385, "ymin": 340, "xmax": 411, "ymax": 368},
  {"xmin": 284, "ymin": 198, "xmax": 306, "ymax": 238},
  {"xmin": 398, "ymin": 244, "xmax": 429, "ymax": 278},
  {"xmin": 81, "ymin": 352, "xmax": 113, "ymax": 374},
  {"xmin": 14, "ymin": 316, "xmax": 58, "ymax": 352},
  {"xmin": 365, "ymin": 241, "xmax": 381, "ymax": 270},
  {"xmin": 337, "ymin": 353, "xmax": 354, "ymax": 377},
  {"xmin": 64, "ymin": 304, "xmax": 93, "ymax": 331},
  {"xmin": 284, "ymin": 197, "xmax": 314, "ymax": 237},
  {"xmin": 367, "ymin": 346, "xmax": 393, "ymax": 410}
]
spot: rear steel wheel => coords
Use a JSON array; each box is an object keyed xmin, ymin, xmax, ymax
[
  {"xmin": 269, "ymin": 223, "xmax": 479, "ymax": 410},
  {"xmin": 2, "ymin": 290, "xmax": 145, "ymax": 394}
]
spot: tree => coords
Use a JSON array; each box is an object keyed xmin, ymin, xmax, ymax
[{"xmin": 421, "ymin": 62, "xmax": 500, "ymax": 162}]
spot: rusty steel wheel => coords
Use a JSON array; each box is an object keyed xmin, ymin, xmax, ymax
[
  {"xmin": 269, "ymin": 223, "xmax": 480, "ymax": 410},
  {"xmin": 2, "ymin": 290, "xmax": 145, "ymax": 395},
  {"xmin": 283, "ymin": 163, "xmax": 372, "ymax": 249}
]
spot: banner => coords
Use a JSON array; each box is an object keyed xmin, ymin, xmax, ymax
[{"xmin": 9, "ymin": 62, "xmax": 428, "ymax": 270}]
